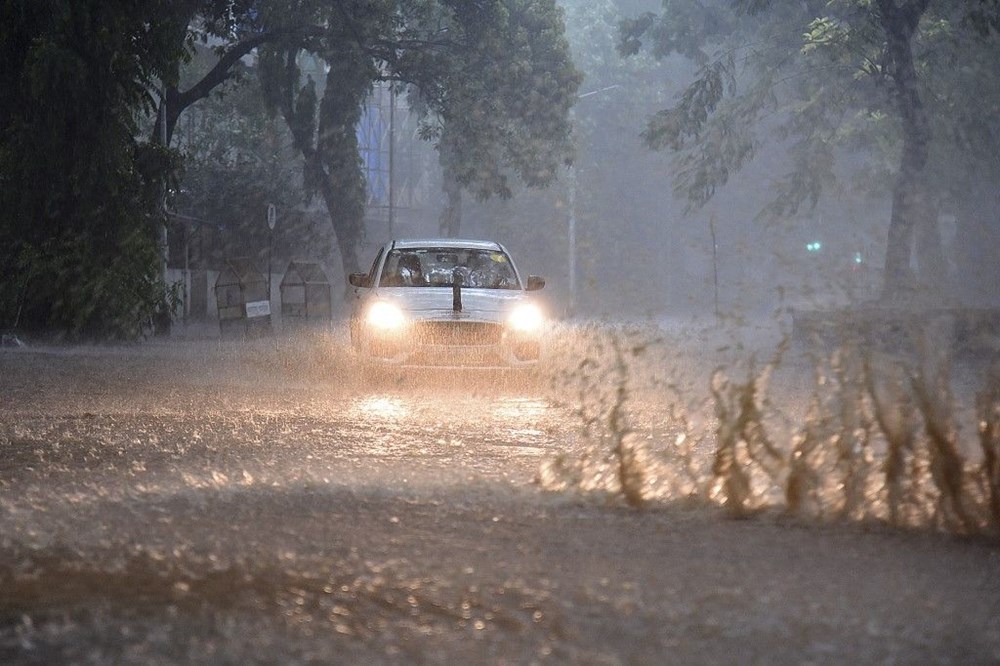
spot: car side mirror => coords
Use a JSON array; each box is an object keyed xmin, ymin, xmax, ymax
[
  {"xmin": 525, "ymin": 275, "xmax": 545, "ymax": 291},
  {"xmin": 348, "ymin": 272, "xmax": 371, "ymax": 288}
]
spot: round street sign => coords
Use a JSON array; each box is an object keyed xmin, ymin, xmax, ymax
[{"xmin": 267, "ymin": 204, "xmax": 276, "ymax": 230}]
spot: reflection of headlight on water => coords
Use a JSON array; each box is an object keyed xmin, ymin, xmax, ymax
[
  {"xmin": 508, "ymin": 303, "xmax": 543, "ymax": 332},
  {"xmin": 367, "ymin": 301, "xmax": 405, "ymax": 329},
  {"xmin": 354, "ymin": 396, "xmax": 408, "ymax": 420}
]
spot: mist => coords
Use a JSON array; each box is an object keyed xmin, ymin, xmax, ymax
[
  {"xmin": 151, "ymin": 1, "xmax": 1000, "ymax": 332},
  {"xmin": 2, "ymin": 1, "xmax": 1000, "ymax": 662}
]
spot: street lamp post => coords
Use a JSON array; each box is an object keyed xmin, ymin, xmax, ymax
[
  {"xmin": 567, "ymin": 85, "xmax": 620, "ymax": 317},
  {"xmin": 567, "ymin": 151, "xmax": 577, "ymax": 316}
]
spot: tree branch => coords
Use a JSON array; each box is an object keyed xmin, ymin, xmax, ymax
[{"xmin": 161, "ymin": 24, "xmax": 327, "ymax": 144}]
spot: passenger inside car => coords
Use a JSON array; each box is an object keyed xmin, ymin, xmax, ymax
[{"xmin": 383, "ymin": 253, "xmax": 426, "ymax": 286}]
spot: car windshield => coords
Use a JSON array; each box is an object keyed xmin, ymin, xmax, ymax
[{"xmin": 379, "ymin": 248, "xmax": 519, "ymax": 289}]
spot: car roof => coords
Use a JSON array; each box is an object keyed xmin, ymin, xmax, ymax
[{"xmin": 389, "ymin": 238, "xmax": 504, "ymax": 252}]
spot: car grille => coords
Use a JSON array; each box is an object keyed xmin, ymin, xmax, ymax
[
  {"xmin": 413, "ymin": 320, "xmax": 503, "ymax": 345},
  {"xmin": 407, "ymin": 347, "xmax": 507, "ymax": 367}
]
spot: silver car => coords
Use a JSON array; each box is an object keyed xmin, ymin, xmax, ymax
[{"xmin": 348, "ymin": 239, "xmax": 546, "ymax": 369}]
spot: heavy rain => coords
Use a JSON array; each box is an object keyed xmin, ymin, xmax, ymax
[{"xmin": 2, "ymin": 1, "xmax": 999, "ymax": 663}]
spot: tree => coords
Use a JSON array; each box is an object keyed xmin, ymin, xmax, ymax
[
  {"xmin": 168, "ymin": 43, "xmax": 317, "ymax": 270},
  {"xmin": 417, "ymin": 0, "xmax": 581, "ymax": 236},
  {"xmin": 620, "ymin": 0, "xmax": 1000, "ymax": 302},
  {"xmin": 255, "ymin": 0, "xmax": 580, "ymax": 273},
  {"xmin": 167, "ymin": 0, "xmax": 578, "ymax": 278},
  {"xmin": 0, "ymin": 0, "xmax": 581, "ymax": 336},
  {"xmin": 0, "ymin": 0, "xmax": 188, "ymax": 338},
  {"xmin": 877, "ymin": 0, "xmax": 940, "ymax": 299},
  {"xmin": 148, "ymin": 1, "xmax": 331, "ymax": 146}
]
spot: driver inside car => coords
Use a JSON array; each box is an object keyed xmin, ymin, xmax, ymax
[
  {"xmin": 393, "ymin": 253, "xmax": 425, "ymax": 286},
  {"xmin": 467, "ymin": 253, "xmax": 496, "ymax": 288}
]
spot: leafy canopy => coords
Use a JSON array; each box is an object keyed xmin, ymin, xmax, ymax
[
  {"xmin": 619, "ymin": 0, "xmax": 1000, "ymax": 215},
  {"xmin": 0, "ymin": 0, "xmax": 188, "ymax": 338}
]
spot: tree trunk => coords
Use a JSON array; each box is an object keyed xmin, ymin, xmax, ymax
[
  {"xmin": 310, "ymin": 151, "xmax": 362, "ymax": 280},
  {"xmin": 437, "ymin": 127, "xmax": 463, "ymax": 237},
  {"xmin": 270, "ymin": 47, "xmax": 368, "ymax": 290},
  {"xmin": 439, "ymin": 172, "xmax": 463, "ymax": 237},
  {"xmin": 878, "ymin": 0, "xmax": 938, "ymax": 302},
  {"xmin": 315, "ymin": 58, "xmax": 368, "ymax": 284}
]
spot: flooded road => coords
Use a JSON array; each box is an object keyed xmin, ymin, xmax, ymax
[{"xmin": 2, "ymin": 336, "xmax": 999, "ymax": 663}]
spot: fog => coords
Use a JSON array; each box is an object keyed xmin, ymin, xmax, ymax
[
  {"xmin": 454, "ymin": 0, "xmax": 984, "ymax": 321},
  {"xmin": 3, "ymin": 1, "xmax": 1000, "ymax": 661},
  {"xmin": 111, "ymin": 2, "xmax": 1000, "ymax": 533},
  {"xmin": 154, "ymin": 1, "xmax": 1000, "ymax": 328},
  {"xmin": 247, "ymin": 1, "xmax": 985, "ymax": 326}
]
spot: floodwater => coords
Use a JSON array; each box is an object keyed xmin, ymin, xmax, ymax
[{"xmin": 1, "ymin": 330, "xmax": 998, "ymax": 663}]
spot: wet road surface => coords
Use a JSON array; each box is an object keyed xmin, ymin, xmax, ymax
[{"xmin": 1, "ymin": 337, "xmax": 999, "ymax": 663}]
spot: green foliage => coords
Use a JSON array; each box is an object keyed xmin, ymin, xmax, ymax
[
  {"xmin": 250, "ymin": 0, "xmax": 579, "ymax": 264},
  {"xmin": 169, "ymin": 44, "xmax": 314, "ymax": 267},
  {"xmin": 1, "ymin": 0, "xmax": 582, "ymax": 333},
  {"xmin": 621, "ymin": 0, "xmax": 1000, "ymax": 299},
  {"xmin": 3, "ymin": 225, "xmax": 173, "ymax": 339},
  {"xmin": 620, "ymin": 4, "xmax": 735, "ymax": 64},
  {"xmin": 0, "ymin": 0, "xmax": 188, "ymax": 339},
  {"xmin": 403, "ymin": 0, "xmax": 581, "ymax": 200}
]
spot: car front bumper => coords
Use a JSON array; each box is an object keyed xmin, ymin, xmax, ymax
[{"xmin": 359, "ymin": 319, "xmax": 540, "ymax": 369}]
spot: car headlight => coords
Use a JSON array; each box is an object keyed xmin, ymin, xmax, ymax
[
  {"xmin": 367, "ymin": 301, "xmax": 405, "ymax": 330},
  {"xmin": 508, "ymin": 303, "xmax": 543, "ymax": 332}
]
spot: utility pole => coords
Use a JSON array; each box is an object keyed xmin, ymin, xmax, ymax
[
  {"xmin": 388, "ymin": 86, "xmax": 396, "ymax": 239},
  {"xmin": 710, "ymin": 213, "xmax": 720, "ymax": 318},
  {"xmin": 567, "ymin": 85, "xmax": 621, "ymax": 317}
]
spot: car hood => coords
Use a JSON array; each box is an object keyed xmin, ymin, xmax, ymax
[{"xmin": 375, "ymin": 287, "xmax": 527, "ymax": 320}]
